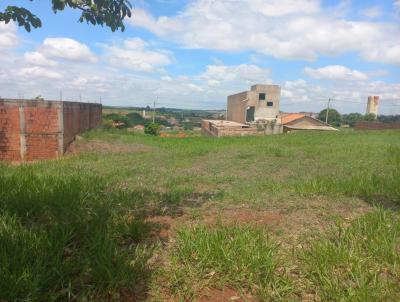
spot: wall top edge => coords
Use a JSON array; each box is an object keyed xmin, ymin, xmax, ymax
[{"xmin": 0, "ymin": 99, "xmax": 102, "ymax": 108}]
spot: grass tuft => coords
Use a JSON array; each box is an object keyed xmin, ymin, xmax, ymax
[
  {"xmin": 0, "ymin": 166, "xmax": 156, "ymax": 301},
  {"xmin": 167, "ymin": 223, "xmax": 293, "ymax": 300},
  {"xmin": 300, "ymin": 209, "xmax": 400, "ymax": 301}
]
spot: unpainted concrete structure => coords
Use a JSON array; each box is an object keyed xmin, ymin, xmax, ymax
[
  {"xmin": 201, "ymin": 119, "xmax": 282, "ymax": 137},
  {"xmin": 0, "ymin": 99, "xmax": 102, "ymax": 162},
  {"xmin": 202, "ymin": 120, "xmax": 258, "ymax": 137},
  {"xmin": 366, "ymin": 96, "xmax": 379, "ymax": 117},
  {"xmin": 227, "ymin": 84, "xmax": 281, "ymax": 124}
]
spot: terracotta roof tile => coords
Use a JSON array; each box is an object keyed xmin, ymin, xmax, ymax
[{"xmin": 281, "ymin": 113, "xmax": 305, "ymax": 124}]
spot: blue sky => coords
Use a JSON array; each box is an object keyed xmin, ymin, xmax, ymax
[{"xmin": 0, "ymin": 0, "xmax": 399, "ymax": 114}]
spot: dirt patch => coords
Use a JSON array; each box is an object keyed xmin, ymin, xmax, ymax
[
  {"xmin": 66, "ymin": 139, "xmax": 152, "ymax": 155},
  {"xmin": 146, "ymin": 215, "xmax": 174, "ymax": 242},
  {"xmin": 197, "ymin": 287, "xmax": 254, "ymax": 302},
  {"xmin": 181, "ymin": 197, "xmax": 372, "ymax": 246},
  {"xmin": 202, "ymin": 207, "xmax": 282, "ymax": 227}
]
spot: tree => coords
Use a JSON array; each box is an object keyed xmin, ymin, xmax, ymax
[
  {"xmin": 378, "ymin": 115, "xmax": 400, "ymax": 123},
  {"xmin": 126, "ymin": 112, "xmax": 146, "ymax": 126},
  {"xmin": 144, "ymin": 123, "xmax": 160, "ymax": 136},
  {"xmin": 103, "ymin": 113, "xmax": 131, "ymax": 128},
  {"xmin": 342, "ymin": 113, "xmax": 364, "ymax": 127},
  {"xmin": 318, "ymin": 108, "xmax": 341, "ymax": 127},
  {"xmin": 0, "ymin": 0, "xmax": 132, "ymax": 32},
  {"xmin": 364, "ymin": 113, "xmax": 377, "ymax": 121}
]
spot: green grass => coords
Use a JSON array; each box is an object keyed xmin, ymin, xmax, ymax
[
  {"xmin": 0, "ymin": 167, "xmax": 156, "ymax": 301},
  {"xmin": 301, "ymin": 209, "xmax": 400, "ymax": 301},
  {"xmin": 1, "ymin": 129, "xmax": 400, "ymax": 301},
  {"xmin": 167, "ymin": 223, "xmax": 293, "ymax": 300}
]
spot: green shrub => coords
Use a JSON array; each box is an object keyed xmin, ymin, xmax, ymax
[
  {"xmin": 101, "ymin": 118, "xmax": 113, "ymax": 129},
  {"xmin": 144, "ymin": 123, "xmax": 161, "ymax": 136}
]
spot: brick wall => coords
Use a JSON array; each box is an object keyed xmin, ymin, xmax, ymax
[
  {"xmin": 355, "ymin": 121, "xmax": 400, "ymax": 131},
  {"xmin": 62, "ymin": 102, "xmax": 102, "ymax": 151},
  {"xmin": 0, "ymin": 101, "xmax": 21, "ymax": 161},
  {"xmin": 23, "ymin": 101, "xmax": 62, "ymax": 161},
  {"xmin": 0, "ymin": 99, "xmax": 102, "ymax": 162}
]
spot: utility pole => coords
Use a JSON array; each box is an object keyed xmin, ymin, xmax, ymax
[
  {"xmin": 152, "ymin": 96, "xmax": 158, "ymax": 123},
  {"xmin": 79, "ymin": 94, "xmax": 82, "ymax": 102},
  {"xmin": 60, "ymin": 90, "xmax": 63, "ymax": 101},
  {"xmin": 325, "ymin": 98, "xmax": 331, "ymax": 124}
]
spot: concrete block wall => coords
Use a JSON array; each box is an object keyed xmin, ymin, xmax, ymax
[{"xmin": 0, "ymin": 99, "xmax": 102, "ymax": 162}]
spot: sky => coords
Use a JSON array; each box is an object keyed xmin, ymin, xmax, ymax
[{"xmin": 0, "ymin": 0, "xmax": 399, "ymax": 114}]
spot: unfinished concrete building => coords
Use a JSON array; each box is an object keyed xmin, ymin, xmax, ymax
[
  {"xmin": 227, "ymin": 84, "xmax": 281, "ymax": 123},
  {"xmin": 201, "ymin": 120, "xmax": 258, "ymax": 137},
  {"xmin": 366, "ymin": 96, "xmax": 379, "ymax": 117},
  {"xmin": 202, "ymin": 84, "xmax": 283, "ymax": 137}
]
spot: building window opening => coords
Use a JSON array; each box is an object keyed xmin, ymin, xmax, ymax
[
  {"xmin": 259, "ymin": 93, "xmax": 266, "ymax": 100},
  {"xmin": 246, "ymin": 106, "xmax": 255, "ymax": 122},
  {"xmin": 267, "ymin": 101, "xmax": 273, "ymax": 107}
]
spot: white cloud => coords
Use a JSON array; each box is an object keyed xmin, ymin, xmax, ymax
[
  {"xmin": 40, "ymin": 38, "xmax": 97, "ymax": 62},
  {"xmin": 201, "ymin": 64, "xmax": 270, "ymax": 86},
  {"xmin": 360, "ymin": 6, "xmax": 382, "ymax": 18},
  {"xmin": 0, "ymin": 22, "xmax": 19, "ymax": 49},
  {"xmin": 362, "ymin": 45, "xmax": 400, "ymax": 65},
  {"xmin": 103, "ymin": 38, "xmax": 171, "ymax": 72},
  {"xmin": 187, "ymin": 83, "xmax": 203, "ymax": 92},
  {"xmin": 249, "ymin": 0, "xmax": 320, "ymax": 16},
  {"xmin": 129, "ymin": 0, "xmax": 400, "ymax": 65},
  {"xmin": 395, "ymin": 0, "xmax": 400, "ymax": 10},
  {"xmin": 304, "ymin": 65, "xmax": 368, "ymax": 81},
  {"xmin": 24, "ymin": 51, "xmax": 58, "ymax": 67},
  {"xmin": 17, "ymin": 66, "xmax": 62, "ymax": 79},
  {"xmin": 280, "ymin": 78, "xmax": 400, "ymax": 114}
]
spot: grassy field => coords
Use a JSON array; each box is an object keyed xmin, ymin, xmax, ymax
[{"xmin": 1, "ymin": 129, "xmax": 399, "ymax": 301}]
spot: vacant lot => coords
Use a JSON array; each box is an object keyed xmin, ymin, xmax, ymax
[{"xmin": 1, "ymin": 129, "xmax": 399, "ymax": 301}]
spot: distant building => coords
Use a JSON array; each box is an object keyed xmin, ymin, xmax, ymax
[
  {"xmin": 282, "ymin": 113, "xmax": 338, "ymax": 133},
  {"xmin": 133, "ymin": 124, "xmax": 145, "ymax": 132},
  {"xmin": 112, "ymin": 121, "xmax": 126, "ymax": 129},
  {"xmin": 227, "ymin": 84, "xmax": 281, "ymax": 124},
  {"xmin": 366, "ymin": 96, "xmax": 379, "ymax": 117},
  {"xmin": 202, "ymin": 120, "xmax": 258, "ymax": 137},
  {"xmin": 299, "ymin": 111, "xmax": 318, "ymax": 119},
  {"xmin": 202, "ymin": 84, "xmax": 283, "ymax": 137}
]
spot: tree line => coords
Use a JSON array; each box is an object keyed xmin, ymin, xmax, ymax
[{"xmin": 318, "ymin": 109, "xmax": 400, "ymax": 127}]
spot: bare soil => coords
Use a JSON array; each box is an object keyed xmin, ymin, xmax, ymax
[{"xmin": 197, "ymin": 287, "xmax": 254, "ymax": 302}]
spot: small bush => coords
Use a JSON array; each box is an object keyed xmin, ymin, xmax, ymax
[
  {"xmin": 144, "ymin": 123, "xmax": 161, "ymax": 136},
  {"xmin": 101, "ymin": 118, "xmax": 113, "ymax": 129}
]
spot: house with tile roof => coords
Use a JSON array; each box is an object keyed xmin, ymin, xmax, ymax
[{"xmin": 282, "ymin": 113, "xmax": 338, "ymax": 133}]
